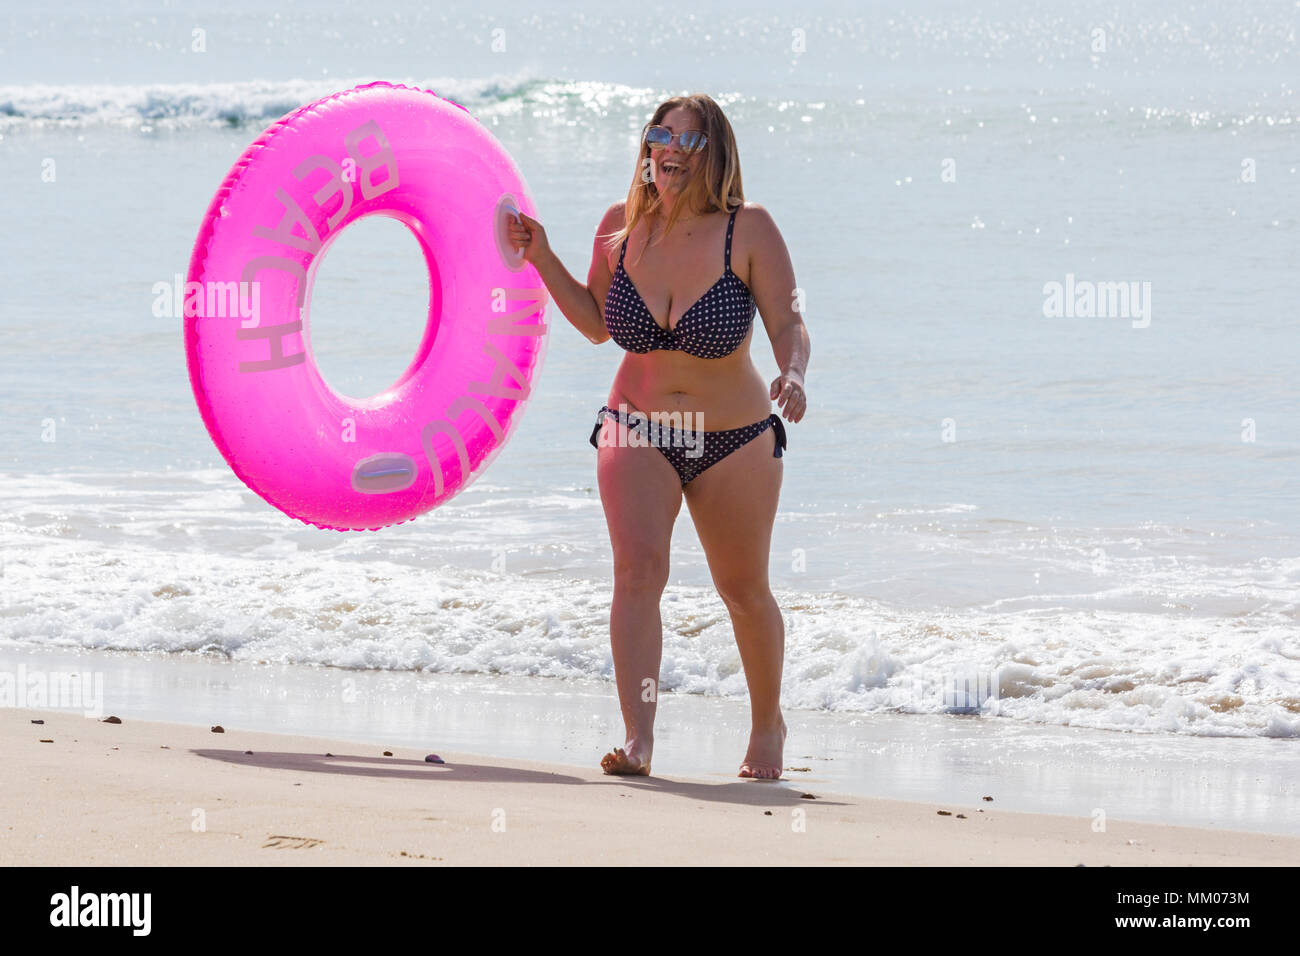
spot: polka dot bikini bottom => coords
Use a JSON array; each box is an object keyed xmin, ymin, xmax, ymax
[{"xmin": 588, "ymin": 405, "xmax": 787, "ymax": 487}]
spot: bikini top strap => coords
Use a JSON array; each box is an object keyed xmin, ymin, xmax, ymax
[
  {"xmin": 618, "ymin": 234, "xmax": 628, "ymax": 269},
  {"xmin": 724, "ymin": 207, "xmax": 738, "ymax": 271}
]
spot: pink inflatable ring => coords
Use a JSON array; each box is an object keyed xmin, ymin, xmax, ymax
[{"xmin": 185, "ymin": 82, "xmax": 548, "ymax": 531}]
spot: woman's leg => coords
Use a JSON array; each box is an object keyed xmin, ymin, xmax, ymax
[
  {"xmin": 683, "ymin": 425, "xmax": 786, "ymax": 778},
  {"xmin": 595, "ymin": 413, "xmax": 684, "ymax": 775}
]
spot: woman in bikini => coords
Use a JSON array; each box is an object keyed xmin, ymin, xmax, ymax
[{"xmin": 508, "ymin": 93, "xmax": 810, "ymax": 780}]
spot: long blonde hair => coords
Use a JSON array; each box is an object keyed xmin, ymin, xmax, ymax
[{"xmin": 606, "ymin": 93, "xmax": 744, "ymax": 264}]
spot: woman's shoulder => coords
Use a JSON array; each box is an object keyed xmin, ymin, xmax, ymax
[
  {"xmin": 596, "ymin": 201, "xmax": 628, "ymax": 251},
  {"xmin": 734, "ymin": 200, "xmax": 771, "ymax": 220},
  {"xmin": 595, "ymin": 201, "xmax": 629, "ymax": 272},
  {"xmin": 600, "ymin": 200, "xmax": 628, "ymax": 231},
  {"xmin": 733, "ymin": 201, "xmax": 780, "ymax": 239}
]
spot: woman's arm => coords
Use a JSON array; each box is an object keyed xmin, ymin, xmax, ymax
[
  {"xmin": 744, "ymin": 203, "xmax": 810, "ymax": 423},
  {"xmin": 509, "ymin": 204, "xmax": 623, "ymax": 345}
]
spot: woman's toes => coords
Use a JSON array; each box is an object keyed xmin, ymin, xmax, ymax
[{"xmin": 603, "ymin": 745, "xmax": 650, "ymax": 775}]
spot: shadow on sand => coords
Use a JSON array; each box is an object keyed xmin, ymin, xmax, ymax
[{"xmin": 191, "ymin": 749, "xmax": 845, "ymax": 808}]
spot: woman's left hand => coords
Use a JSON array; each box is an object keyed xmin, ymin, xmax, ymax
[{"xmin": 770, "ymin": 371, "xmax": 807, "ymax": 423}]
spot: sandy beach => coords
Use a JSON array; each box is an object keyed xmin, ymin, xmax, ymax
[{"xmin": 4, "ymin": 708, "xmax": 1297, "ymax": 866}]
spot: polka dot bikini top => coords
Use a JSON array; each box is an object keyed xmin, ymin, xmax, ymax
[{"xmin": 603, "ymin": 207, "xmax": 756, "ymax": 358}]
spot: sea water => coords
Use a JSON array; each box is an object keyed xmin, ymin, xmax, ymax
[{"xmin": 1, "ymin": 0, "xmax": 1297, "ymax": 741}]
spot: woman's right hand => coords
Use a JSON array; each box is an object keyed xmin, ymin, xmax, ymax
[{"xmin": 507, "ymin": 211, "xmax": 551, "ymax": 265}]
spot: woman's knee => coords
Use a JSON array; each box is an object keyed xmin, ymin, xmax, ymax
[
  {"xmin": 713, "ymin": 575, "xmax": 775, "ymax": 615},
  {"xmin": 612, "ymin": 552, "xmax": 671, "ymax": 596}
]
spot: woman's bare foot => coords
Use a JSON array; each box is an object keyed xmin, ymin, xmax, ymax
[
  {"xmin": 738, "ymin": 717, "xmax": 787, "ymax": 780},
  {"xmin": 601, "ymin": 738, "xmax": 652, "ymax": 776}
]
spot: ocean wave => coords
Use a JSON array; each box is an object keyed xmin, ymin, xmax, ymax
[
  {"xmin": 0, "ymin": 75, "xmax": 660, "ymax": 130},
  {"xmin": 2, "ymin": 523, "xmax": 1296, "ymax": 740},
  {"xmin": 3, "ymin": 73, "xmax": 1296, "ymax": 135}
]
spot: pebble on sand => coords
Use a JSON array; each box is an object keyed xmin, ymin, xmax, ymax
[
  {"xmin": 424, "ymin": 754, "xmax": 445, "ymax": 764},
  {"xmin": 102, "ymin": 716, "xmax": 122, "ymax": 724},
  {"xmin": 210, "ymin": 725, "xmax": 225, "ymax": 733},
  {"xmin": 30, "ymin": 719, "xmax": 44, "ymax": 725},
  {"xmin": 383, "ymin": 751, "xmax": 393, "ymax": 756}
]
